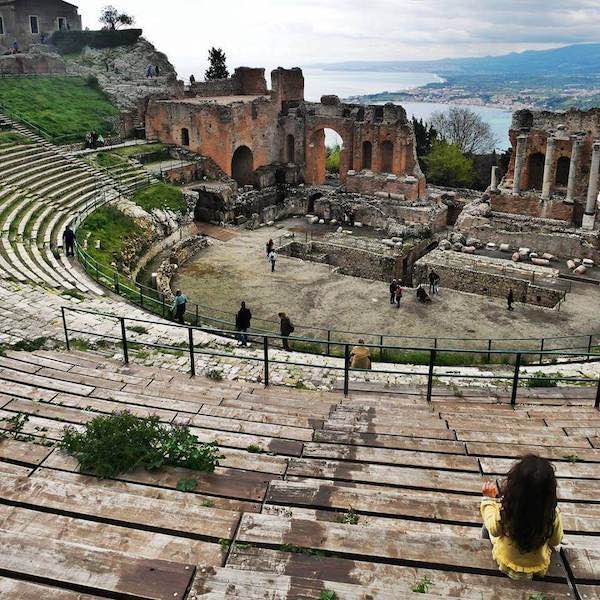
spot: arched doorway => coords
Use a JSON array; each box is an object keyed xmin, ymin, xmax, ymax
[
  {"xmin": 362, "ymin": 141, "xmax": 372, "ymax": 170},
  {"xmin": 305, "ymin": 127, "xmax": 345, "ymax": 186},
  {"xmin": 181, "ymin": 128, "xmax": 190, "ymax": 146},
  {"xmin": 527, "ymin": 152, "xmax": 544, "ymax": 190},
  {"xmin": 555, "ymin": 156, "xmax": 570, "ymax": 187},
  {"xmin": 231, "ymin": 146, "xmax": 254, "ymax": 187},
  {"xmin": 381, "ymin": 140, "xmax": 394, "ymax": 173},
  {"xmin": 286, "ymin": 134, "xmax": 295, "ymax": 163}
]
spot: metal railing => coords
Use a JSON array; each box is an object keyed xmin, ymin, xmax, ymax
[
  {"xmin": 73, "ymin": 241, "xmax": 600, "ymax": 367},
  {"xmin": 60, "ymin": 305, "xmax": 600, "ymax": 408}
]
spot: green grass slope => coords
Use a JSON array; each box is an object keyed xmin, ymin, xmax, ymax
[{"xmin": 0, "ymin": 76, "xmax": 119, "ymax": 143}]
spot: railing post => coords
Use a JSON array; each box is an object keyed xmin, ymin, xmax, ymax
[
  {"xmin": 95, "ymin": 261, "xmax": 99, "ymax": 281},
  {"xmin": 61, "ymin": 307, "xmax": 70, "ymax": 351},
  {"xmin": 113, "ymin": 271, "xmax": 120, "ymax": 294},
  {"xmin": 326, "ymin": 330, "xmax": 331, "ymax": 356},
  {"xmin": 487, "ymin": 339, "xmax": 492, "ymax": 363},
  {"xmin": 161, "ymin": 294, "xmax": 165, "ymax": 318},
  {"xmin": 195, "ymin": 304, "xmax": 199, "ymax": 327},
  {"xmin": 426, "ymin": 348, "xmax": 436, "ymax": 403},
  {"xmin": 343, "ymin": 344, "xmax": 350, "ymax": 397},
  {"xmin": 120, "ymin": 317, "xmax": 129, "ymax": 364},
  {"xmin": 263, "ymin": 336, "xmax": 269, "ymax": 387},
  {"xmin": 511, "ymin": 353, "xmax": 522, "ymax": 407},
  {"xmin": 188, "ymin": 327, "xmax": 195, "ymax": 377},
  {"xmin": 539, "ymin": 338, "xmax": 545, "ymax": 365},
  {"xmin": 588, "ymin": 334, "xmax": 593, "ymax": 356},
  {"xmin": 379, "ymin": 335, "xmax": 384, "ymax": 362},
  {"xmin": 139, "ymin": 286, "xmax": 143, "ymax": 308},
  {"xmin": 595, "ymin": 378, "xmax": 600, "ymax": 410}
]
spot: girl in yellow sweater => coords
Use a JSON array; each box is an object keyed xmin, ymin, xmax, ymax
[{"xmin": 481, "ymin": 454, "xmax": 563, "ymax": 580}]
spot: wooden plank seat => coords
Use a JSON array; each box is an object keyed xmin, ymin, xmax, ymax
[
  {"xmin": 235, "ymin": 513, "xmax": 567, "ymax": 580},
  {"xmin": 0, "ymin": 530, "xmax": 195, "ymax": 600},
  {"xmin": 225, "ymin": 545, "xmax": 573, "ymax": 599},
  {"xmin": 0, "ymin": 578, "xmax": 105, "ymax": 600}
]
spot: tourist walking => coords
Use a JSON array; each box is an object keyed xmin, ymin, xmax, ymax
[
  {"xmin": 416, "ymin": 284, "xmax": 431, "ymax": 304},
  {"xmin": 350, "ymin": 339, "xmax": 372, "ymax": 370},
  {"xmin": 172, "ymin": 290, "xmax": 188, "ymax": 324},
  {"xmin": 389, "ymin": 279, "xmax": 397, "ymax": 304},
  {"xmin": 235, "ymin": 301, "xmax": 252, "ymax": 347},
  {"xmin": 394, "ymin": 285, "xmax": 403, "ymax": 308},
  {"xmin": 146, "ymin": 64, "xmax": 154, "ymax": 78},
  {"xmin": 481, "ymin": 454, "xmax": 563, "ymax": 580},
  {"xmin": 429, "ymin": 270, "xmax": 440, "ymax": 295},
  {"xmin": 278, "ymin": 312, "xmax": 294, "ymax": 351},
  {"xmin": 154, "ymin": 64, "xmax": 160, "ymax": 77},
  {"xmin": 268, "ymin": 249, "xmax": 277, "ymax": 272},
  {"xmin": 507, "ymin": 289, "xmax": 514, "ymax": 311},
  {"xmin": 62, "ymin": 225, "xmax": 75, "ymax": 257},
  {"xmin": 189, "ymin": 74, "xmax": 196, "ymax": 85},
  {"xmin": 266, "ymin": 238, "xmax": 274, "ymax": 257}
]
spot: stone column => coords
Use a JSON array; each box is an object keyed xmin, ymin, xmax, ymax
[
  {"xmin": 512, "ymin": 134, "xmax": 528, "ymax": 195},
  {"xmin": 565, "ymin": 136, "xmax": 584, "ymax": 204},
  {"xmin": 585, "ymin": 140, "xmax": 600, "ymax": 215},
  {"xmin": 490, "ymin": 166, "xmax": 498, "ymax": 192},
  {"xmin": 541, "ymin": 136, "xmax": 556, "ymax": 200}
]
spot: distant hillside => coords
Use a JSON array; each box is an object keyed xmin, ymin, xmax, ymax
[{"xmin": 311, "ymin": 43, "xmax": 600, "ymax": 76}]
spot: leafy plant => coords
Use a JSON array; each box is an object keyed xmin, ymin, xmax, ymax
[
  {"xmin": 563, "ymin": 454, "xmax": 582, "ymax": 463},
  {"xmin": 219, "ymin": 538, "xmax": 231, "ymax": 551},
  {"xmin": 0, "ymin": 413, "xmax": 30, "ymax": 441},
  {"xmin": 280, "ymin": 544, "xmax": 326, "ymax": 557},
  {"xmin": 127, "ymin": 325, "xmax": 149, "ymax": 335},
  {"xmin": 176, "ymin": 477, "xmax": 198, "ymax": 492},
  {"xmin": 412, "ymin": 576, "xmax": 432, "ymax": 593},
  {"xmin": 523, "ymin": 371, "xmax": 561, "ymax": 388},
  {"xmin": 247, "ymin": 444, "xmax": 264, "ymax": 454},
  {"xmin": 9, "ymin": 337, "xmax": 48, "ymax": 352},
  {"xmin": 206, "ymin": 369, "xmax": 223, "ymax": 381},
  {"xmin": 528, "ymin": 594, "xmax": 555, "ymax": 600},
  {"xmin": 201, "ymin": 499, "xmax": 215, "ymax": 507},
  {"xmin": 336, "ymin": 507, "xmax": 359, "ymax": 525},
  {"xmin": 319, "ymin": 592, "xmax": 337, "ymax": 600},
  {"xmin": 59, "ymin": 411, "xmax": 223, "ymax": 478}
]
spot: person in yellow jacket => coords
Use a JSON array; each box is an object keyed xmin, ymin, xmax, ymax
[
  {"xmin": 480, "ymin": 454, "xmax": 563, "ymax": 580},
  {"xmin": 350, "ymin": 339, "xmax": 372, "ymax": 370}
]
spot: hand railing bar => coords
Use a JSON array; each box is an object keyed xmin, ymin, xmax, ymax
[{"xmin": 61, "ymin": 308, "xmax": 600, "ymax": 360}]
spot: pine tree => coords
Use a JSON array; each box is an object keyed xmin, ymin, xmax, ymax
[{"xmin": 205, "ymin": 48, "xmax": 229, "ymax": 80}]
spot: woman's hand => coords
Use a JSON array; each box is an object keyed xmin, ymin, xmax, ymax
[{"xmin": 482, "ymin": 481, "xmax": 498, "ymax": 498}]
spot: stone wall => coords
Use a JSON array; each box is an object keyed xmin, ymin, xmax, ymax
[
  {"xmin": 0, "ymin": 48, "xmax": 66, "ymax": 74},
  {"xmin": 345, "ymin": 171, "xmax": 423, "ymax": 201},
  {"xmin": 490, "ymin": 192, "xmax": 574, "ymax": 221},
  {"xmin": 279, "ymin": 240, "xmax": 400, "ymax": 282},
  {"xmin": 414, "ymin": 251, "xmax": 564, "ymax": 308}
]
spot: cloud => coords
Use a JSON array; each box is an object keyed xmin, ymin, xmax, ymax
[{"xmin": 77, "ymin": 0, "xmax": 600, "ymax": 75}]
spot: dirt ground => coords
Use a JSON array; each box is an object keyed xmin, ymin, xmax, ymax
[{"xmin": 173, "ymin": 223, "xmax": 600, "ymax": 349}]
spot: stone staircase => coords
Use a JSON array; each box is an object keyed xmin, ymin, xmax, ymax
[
  {"xmin": 0, "ymin": 347, "xmax": 598, "ymax": 598},
  {"xmin": 0, "ymin": 114, "xmax": 123, "ymax": 294}
]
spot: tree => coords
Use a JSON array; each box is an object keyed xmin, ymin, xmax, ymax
[
  {"xmin": 205, "ymin": 48, "xmax": 229, "ymax": 80},
  {"xmin": 429, "ymin": 107, "xmax": 498, "ymax": 154},
  {"xmin": 99, "ymin": 5, "xmax": 134, "ymax": 30},
  {"xmin": 411, "ymin": 117, "xmax": 437, "ymax": 159},
  {"xmin": 326, "ymin": 145, "xmax": 341, "ymax": 174},
  {"xmin": 423, "ymin": 141, "xmax": 475, "ymax": 188}
]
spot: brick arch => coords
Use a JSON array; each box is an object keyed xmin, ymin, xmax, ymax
[{"xmin": 305, "ymin": 119, "xmax": 353, "ymax": 185}]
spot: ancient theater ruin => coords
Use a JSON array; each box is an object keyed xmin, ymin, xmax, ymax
[{"xmin": 493, "ymin": 108, "xmax": 600, "ymax": 229}]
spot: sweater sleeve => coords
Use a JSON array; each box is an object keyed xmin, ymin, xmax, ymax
[
  {"xmin": 480, "ymin": 499, "xmax": 503, "ymax": 537},
  {"xmin": 549, "ymin": 508, "xmax": 564, "ymax": 548}
]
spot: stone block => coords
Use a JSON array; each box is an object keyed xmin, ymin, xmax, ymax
[
  {"xmin": 574, "ymin": 258, "xmax": 582, "ymax": 266},
  {"xmin": 499, "ymin": 243, "xmax": 511, "ymax": 252},
  {"xmin": 529, "ymin": 252, "xmax": 539, "ymax": 259},
  {"xmin": 566, "ymin": 260, "xmax": 576, "ymax": 270},
  {"xmin": 541, "ymin": 253, "xmax": 555, "ymax": 261},
  {"xmin": 485, "ymin": 242, "xmax": 496, "ymax": 250},
  {"xmin": 531, "ymin": 258, "xmax": 550, "ymax": 266},
  {"xmin": 308, "ymin": 216, "xmax": 319, "ymax": 224},
  {"xmin": 330, "ymin": 219, "xmax": 337, "ymax": 225},
  {"xmin": 355, "ymin": 222, "xmax": 363, "ymax": 227},
  {"xmin": 462, "ymin": 246, "xmax": 476, "ymax": 254},
  {"xmin": 583, "ymin": 258, "xmax": 595, "ymax": 267},
  {"xmin": 518, "ymin": 247, "xmax": 530, "ymax": 256},
  {"xmin": 318, "ymin": 219, "xmax": 325, "ymax": 224},
  {"xmin": 512, "ymin": 252, "xmax": 520, "ymax": 262},
  {"xmin": 467, "ymin": 238, "xmax": 482, "ymax": 248},
  {"xmin": 439, "ymin": 240, "xmax": 451, "ymax": 250},
  {"xmin": 336, "ymin": 226, "xmax": 343, "ymax": 233},
  {"xmin": 574, "ymin": 265, "xmax": 587, "ymax": 275},
  {"xmin": 266, "ymin": 220, "xmax": 274, "ymax": 226},
  {"xmin": 452, "ymin": 243, "xmax": 463, "ymax": 252}
]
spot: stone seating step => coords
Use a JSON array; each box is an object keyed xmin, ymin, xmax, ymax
[
  {"xmin": 0, "ymin": 578, "xmax": 105, "ymax": 600},
  {"xmin": 15, "ymin": 241, "xmax": 61, "ymax": 288},
  {"xmin": 1, "ymin": 236, "xmax": 42, "ymax": 283}
]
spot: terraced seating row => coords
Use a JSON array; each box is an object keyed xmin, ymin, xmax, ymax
[
  {"xmin": 85, "ymin": 149, "xmax": 157, "ymax": 194},
  {"xmin": 0, "ymin": 348, "xmax": 599, "ymax": 598},
  {"xmin": 0, "ymin": 115, "xmax": 121, "ymax": 294}
]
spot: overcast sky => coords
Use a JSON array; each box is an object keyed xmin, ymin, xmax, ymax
[{"xmin": 78, "ymin": 1, "xmax": 600, "ymax": 76}]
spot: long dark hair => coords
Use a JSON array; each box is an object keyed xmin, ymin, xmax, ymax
[{"xmin": 500, "ymin": 455, "xmax": 557, "ymax": 553}]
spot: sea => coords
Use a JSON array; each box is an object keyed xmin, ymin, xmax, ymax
[{"xmin": 301, "ymin": 68, "xmax": 512, "ymax": 150}]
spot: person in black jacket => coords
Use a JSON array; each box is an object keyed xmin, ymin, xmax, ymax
[
  {"xmin": 389, "ymin": 279, "xmax": 397, "ymax": 304},
  {"xmin": 507, "ymin": 289, "xmax": 514, "ymax": 311},
  {"xmin": 278, "ymin": 312, "xmax": 294, "ymax": 351},
  {"xmin": 236, "ymin": 301, "xmax": 252, "ymax": 346},
  {"xmin": 63, "ymin": 225, "xmax": 75, "ymax": 257}
]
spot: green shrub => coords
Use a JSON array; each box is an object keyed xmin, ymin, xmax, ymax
[
  {"xmin": 59, "ymin": 411, "xmax": 223, "ymax": 478},
  {"xmin": 326, "ymin": 144, "xmax": 341, "ymax": 174},
  {"xmin": 412, "ymin": 576, "xmax": 432, "ymax": 593},
  {"xmin": 51, "ymin": 29, "xmax": 143, "ymax": 54},
  {"xmin": 523, "ymin": 371, "xmax": 561, "ymax": 388}
]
